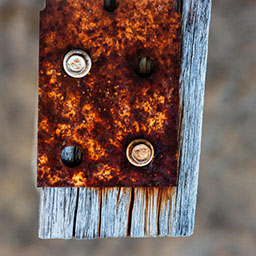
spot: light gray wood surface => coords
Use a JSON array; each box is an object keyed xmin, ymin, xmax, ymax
[
  {"xmin": 39, "ymin": 0, "xmax": 212, "ymax": 239},
  {"xmin": 39, "ymin": 188, "xmax": 78, "ymax": 239},
  {"xmin": 171, "ymin": 0, "xmax": 212, "ymax": 237}
]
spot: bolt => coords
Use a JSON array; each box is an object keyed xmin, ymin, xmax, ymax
[
  {"xmin": 134, "ymin": 56, "xmax": 155, "ymax": 78},
  {"xmin": 126, "ymin": 139, "xmax": 154, "ymax": 167},
  {"xmin": 132, "ymin": 144, "xmax": 151, "ymax": 163},
  {"xmin": 67, "ymin": 55, "xmax": 86, "ymax": 73},
  {"xmin": 63, "ymin": 49, "xmax": 92, "ymax": 78},
  {"xmin": 61, "ymin": 145, "xmax": 83, "ymax": 168},
  {"xmin": 104, "ymin": 0, "xmax": 117, "ymax": 12}
]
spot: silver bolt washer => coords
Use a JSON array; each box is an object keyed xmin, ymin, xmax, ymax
[{"xmin": 63, "ymin": 49, "xmax": 92, "ymax": 78}]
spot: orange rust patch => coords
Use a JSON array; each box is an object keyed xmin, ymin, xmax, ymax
[{"xmin": 37, "ymin": 0, "xmax": 181, "ymax": 187}]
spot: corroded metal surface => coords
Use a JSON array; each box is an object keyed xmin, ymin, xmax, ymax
[{"xmin": 37, "ymin": 0, "xmax": 181, "ymax": 187}]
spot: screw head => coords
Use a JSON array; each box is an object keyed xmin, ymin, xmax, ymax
[
  {"xmin": 63, "ymin": 49, "xmax": 92, "ymax": 78},
  {"xmin": 126, "ymin": 139, "xmax": 154, "ymax": 167}
]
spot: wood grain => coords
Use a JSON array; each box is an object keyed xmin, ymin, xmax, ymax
[
  {"xmin": 39, "ymin": 0, "xmax": 212, "ymax": 239},
  {"xmin": 39, "ymin": 188, "xmax": 78, "ymax": 239},
  {"xmin": 171, "ymin": 0, "xmax": 212, "ymax": 237},
  {"xmin": 75, "ymin": 188, "xmax": 100, "ymax": 239}
]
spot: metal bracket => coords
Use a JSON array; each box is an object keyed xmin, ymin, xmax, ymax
[{"xmin": 38, "ymin": 0, "xmax": 181, "ymax": 187}]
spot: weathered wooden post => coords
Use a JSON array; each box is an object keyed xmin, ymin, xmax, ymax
[{"xmin": 37, "ymin": 0, "xmax": 212, "ymax": 239}]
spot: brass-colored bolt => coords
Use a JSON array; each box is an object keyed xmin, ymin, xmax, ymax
[
  {"xmin": 126, "ymin": 139, "xmax": 154, "ymax": 167},
  {"xmin": 134, "ymin": 56, "xmax": 155, "ymax": 78}
]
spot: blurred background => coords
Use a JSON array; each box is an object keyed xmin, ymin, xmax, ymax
[{"xmin": 0, "ymin": 0, "xmax": 256, "ymax": 255}]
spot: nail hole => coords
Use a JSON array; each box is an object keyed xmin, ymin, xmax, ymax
[
  {"xmin": 104, "ymin": 0, "xmax": 117, "ymax": 12},
  {"xmin": 134, "ymin": 56, "xmax": 156, "ymax": 78},
  {"xmin": 61, "ymin": 146, "xmax": 83, "ymax": 168}
]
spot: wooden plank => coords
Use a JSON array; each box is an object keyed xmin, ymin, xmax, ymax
[
  {"xmin": 39, "ymin": 188, "xmax": 78, "ymax": 239},
  {"xmin": 38, "ymin": 0, "xmax": 212, "ymax": 239},
  {"xmin": 158, "ymin": 188, "xmax": 174, "ymax": 236},
  {"xmin": 100, "ymin": 188, "xmax": 132, "ymax": 238},
  {"xmin": 75, "ymin": 188, "xmax": 100, "ymax": 239},
  {"xmin": 171, "ymin": 0, "xmax": 212, "ymax": 237},
  {"xmin": 131, "ymin": 188, "xmax": 159, "ymax": 238}
]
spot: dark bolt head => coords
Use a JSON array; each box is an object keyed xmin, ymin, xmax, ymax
[
  {"xmin": 104, "ymin": 0, "xmax": 117, "ymax": 12},
  {"xmin": 61, "ymin": 146, "xmax": 83, "ymax": 168},
  {"xmin": 134, "ymin": 56, "xmax": 156, "ymax": 78}
]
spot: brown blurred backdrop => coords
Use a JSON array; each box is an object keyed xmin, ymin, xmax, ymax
[{"xmin": 0, "ymin": 0, "xmax": 256, "ymax": 255}]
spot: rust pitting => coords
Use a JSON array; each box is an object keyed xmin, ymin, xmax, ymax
[{"xmin": 37, "ymin": 0, "xmax": 181, "ymax": 187}]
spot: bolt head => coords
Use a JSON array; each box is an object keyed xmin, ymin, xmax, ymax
[
  {"xmin": 134, "ymin": 56, "xmax": 155, "ymax": 78},
  {"xmin": 104, "ymin": 0, "xmax": 117, "ymax": 12},
  {"xmin": 61, "ymin": 145, "xmax": 83, "ymax": 168},
  {"xmin": 126, "ymin": 139, "xmax": 154, "ymax": 167},
  {"xmin": 63, "ymin": 49, "xmax": 92, "ymax": 78},
  {"xmin": 67, "ymin": 55, "xmax": 86, "ymax": 73},
  {"xmin": 132, "ymin": 144, "xmax": 151, "ymax": 163}
]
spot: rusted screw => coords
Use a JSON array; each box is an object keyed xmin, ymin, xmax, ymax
[
  {"xmin": 134, "ymin": 56, "xmax": 155, "ymax": 78},
  {"xmin": 104, "ymin": 0, "xmax": 117, "ymax": 12},
  {"xmin": 61, "ymin": 146, "xmax": 83, "ymax": 168},
  {"xmin": 63, "ymin": 49, "xmax": 92, "ymax": 78},
  {"xmin": 126, "ymin": 139, "xmax": 154, "ymax": 167}
]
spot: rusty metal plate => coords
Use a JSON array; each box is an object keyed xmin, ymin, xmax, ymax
[{"xmin": 37, "ymin": 0, "xmax": 181, "ymax": 187}]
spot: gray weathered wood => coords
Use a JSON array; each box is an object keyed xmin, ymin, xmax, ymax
[
  {"xmin": 75, "ymin": 188, "xmax": 100, "ymax": 239},
  {"xmin": 131, "ymin": 188, "xmax": 159, "ymax": 237},
  {"xmin": 158, "ymin": 188, "xmax": 173, "ymax": 236},
  {"xmin": 39, "ymin": 0, "xmax": 212, "ymax": 239},
  {"xmin": 171, "ymin": 0, "xmax": 212, "ymax": 237},
  {"xmin": 39, "ymin": 188, "xmax": 78, "ymax": 239},
  {"xmin": 100, "ymin": 188, "xmax": 132, "ymax": 238}
]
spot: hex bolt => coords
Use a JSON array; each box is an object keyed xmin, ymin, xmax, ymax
[
  {"xmin": 63, "ymin": 49, "xmax": 92, "ymax": 78},
  {"xmin": 61, "ymin": 145, "xmax": 83, "ymax": 168},
  {"xmin": 126, "ymin": 139, "xmax": 154, "ymax": 167},
  {"xmin": 104, "ymin": 0, "xmax": 117, "ymax": 12},
  {"xmin": 134, "ymin": 56, "xmax": 156, "ymax": 78}
]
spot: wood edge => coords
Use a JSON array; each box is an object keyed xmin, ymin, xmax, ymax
[{"xmin": 171, "ymin": 0, "xmax": 212, "ymax": 237}]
